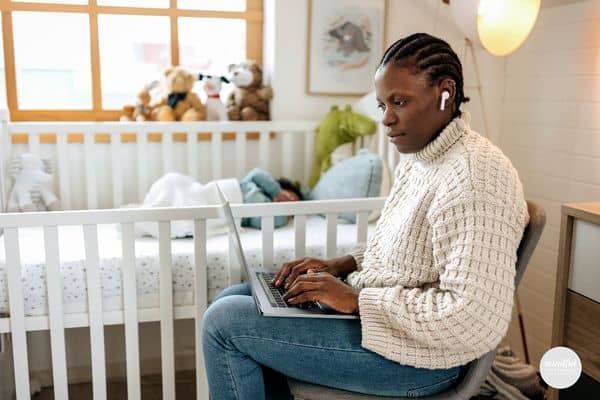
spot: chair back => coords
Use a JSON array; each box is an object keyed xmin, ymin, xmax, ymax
[
  {"xmin": 288, "ymin": 200, "xmax": 547, "ymax": 400},
  {"xmin": 515, "ymin": 201, "xmax": 546, "ymax": 287}
]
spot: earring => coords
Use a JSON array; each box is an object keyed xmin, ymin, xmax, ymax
[{"xmin": 440, "ymin": 91, "xmax": 450, "ymax": 111}]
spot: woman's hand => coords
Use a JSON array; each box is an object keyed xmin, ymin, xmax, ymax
[
  {"xmin": 282, "ymin": 272, "xmax": 360, "ymax": 314},
  {"xmin": 272, "ymin": 255, "xmax": 358, "ymax": 289},
  {"xmin": 272, "ymin": 257, "xmax": 333, "ymax": 289}
]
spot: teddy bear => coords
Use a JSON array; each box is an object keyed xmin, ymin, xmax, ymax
[
  {"xmin": 120, "ymin": 80, "xmax": 159, "ymax": 122},
  {"xmin": 152, "ymin": 66, "xmax": 207, "ymax": 122},
  {"xmin": 199, "ymin": 73, "xmax": 229, "ymax": 121},
  {"xmin": 226, "ymin": 60, "xmax": 273, "ymax": 121},
  {"xmin": 308, "ymin": 105, "xmax": 377, "ymax": 188},
  {"xmin": 7, "ymin": 153, "xmax": 60, "ymax": 212}
]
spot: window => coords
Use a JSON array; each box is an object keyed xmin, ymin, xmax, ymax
[{"xmin": 0, "ymin": 0, "xmax": 263, "ymax": 121}]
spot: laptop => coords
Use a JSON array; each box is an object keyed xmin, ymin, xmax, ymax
[{"xmin": 215, "ymin": 184, "xmax": 359, "ymax": 319}]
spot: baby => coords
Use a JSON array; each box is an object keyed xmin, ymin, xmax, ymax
[{"xmin": 239, "ymin": 168, "xmax": 303, "ymax": 229}]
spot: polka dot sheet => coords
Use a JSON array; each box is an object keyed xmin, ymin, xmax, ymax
[{"xmin": 0, "ymin": 216, "xmax": 373, "ymax": 316}]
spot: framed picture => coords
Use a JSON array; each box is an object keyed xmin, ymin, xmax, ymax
[{"xmin": 306, "ymin": 0, "xmax": 387, "ymax": 96}]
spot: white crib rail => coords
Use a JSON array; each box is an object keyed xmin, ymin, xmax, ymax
[
  {"xmin": 1, "ymin": 121, "xmax": 323, "ymax": 210},
  {"xmin": 0, "ymin": 197, "xmax": 385, "ymax": 399}
]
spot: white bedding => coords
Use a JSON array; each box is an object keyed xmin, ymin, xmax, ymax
[{"xmin": 0, "ymin": 217, "xmax": 373, "ymax": 316}]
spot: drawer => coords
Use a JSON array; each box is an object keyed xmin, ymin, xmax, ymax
[
  {"xmin": 564, "ymin": 290, "xmax": 600, "ymax": 381},
  {"xmin": 568, "ymin": 219, "xmax": 600, "ymax": 303}
]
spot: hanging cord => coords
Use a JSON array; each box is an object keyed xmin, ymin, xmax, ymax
[
  {"xmin": 465, "ymin": 36, "xmax": 530, "ymax": 363},
  {"xmin": 466, "ymin": 38, "xmax": 490, "ymax": 138},
  {"xmin": 432, "ymin": 0, "xmax": 442, "ymax": 35}
]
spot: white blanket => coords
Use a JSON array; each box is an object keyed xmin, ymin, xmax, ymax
[{"xmin": 130, "ymin": 173, "xmax": 243, "ymax": 239}]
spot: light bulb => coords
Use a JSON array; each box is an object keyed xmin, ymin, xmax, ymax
[{"xmin": 477, "ymin": 0, "xmax": 541, "ymax": 56}]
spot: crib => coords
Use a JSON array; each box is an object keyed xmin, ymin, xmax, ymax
[{"xmin": 0, "ymin": 112, "xmax": 397, "ymax": 400}]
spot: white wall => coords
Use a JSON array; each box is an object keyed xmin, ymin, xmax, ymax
[
  {"xmin": 500, "ymin": 0, "xmax": 600, "ymax": 368},
  {"xmin": 264, "ymin": 0, "xmax": 506, "ymax": 144}
]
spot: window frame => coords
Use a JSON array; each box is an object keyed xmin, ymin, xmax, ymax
[{"xmin": 0, "ymin": 0, "xmax": 263, "ymax": 121}]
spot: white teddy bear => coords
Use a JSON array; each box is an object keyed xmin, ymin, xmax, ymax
[{"xmin": 7, "ymin": 153, "xmax": 60, "ymax": 212}]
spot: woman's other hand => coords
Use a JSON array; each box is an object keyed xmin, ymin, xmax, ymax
[{"xmin": 282, "ymin": 272, "xmax": 360, "ymax": 314}]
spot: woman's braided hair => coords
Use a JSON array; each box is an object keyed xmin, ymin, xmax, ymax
[{"xmin": 379, "ymin": 33, "xmax": 469, "ymax": 117}]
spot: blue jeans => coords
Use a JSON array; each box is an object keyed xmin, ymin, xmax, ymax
[{"xmin": 201, "ymin": 283, "xmax": 464, "ymax": 399}]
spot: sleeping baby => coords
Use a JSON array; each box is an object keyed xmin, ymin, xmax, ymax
[
  {"xmin": 239, "ymin": 167, "xmax": 304, "ymax": 229},
  {"xmin": 132, "ymin": 168, "xmax": 303, "ymax": 238}
]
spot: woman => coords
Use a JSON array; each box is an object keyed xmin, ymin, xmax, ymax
[{"xmin": 201, "ymin": 33, "xmax": 529, "ymax": 399}]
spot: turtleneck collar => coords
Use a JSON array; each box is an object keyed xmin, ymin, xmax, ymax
[{"xmin": 413, "ymin": 111, "xmax": 471, "ymax": 163}]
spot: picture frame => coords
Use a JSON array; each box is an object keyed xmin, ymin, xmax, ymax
[{"xmin": 306, "ymin": 0, "xmax": 387, "ymax": 96}]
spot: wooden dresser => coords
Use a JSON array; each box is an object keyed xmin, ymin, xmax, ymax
[{"xmin": 550, "ymin": 202, "xmax": 600, "ymax": 399}]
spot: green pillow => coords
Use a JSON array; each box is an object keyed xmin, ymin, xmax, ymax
[{"xmin": 309, "ymin": 149, "xmax": 382, "ymax": 223}]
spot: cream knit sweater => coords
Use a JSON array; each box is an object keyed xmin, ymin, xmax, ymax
[{"xmin": 347, "ymin": 113, "xmax": 529, "ymax": 370}]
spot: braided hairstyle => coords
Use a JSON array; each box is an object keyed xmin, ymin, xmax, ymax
[{"xmin": 378, "ymin": 33, "xmax": 469, "ymax": 118}]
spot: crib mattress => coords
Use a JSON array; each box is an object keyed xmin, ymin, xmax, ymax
[{"xmin": 0, "ymin": 217, "xmax": 372, "ymax": 316}]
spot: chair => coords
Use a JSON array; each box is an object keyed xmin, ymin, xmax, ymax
[{"xmin": 287, "ymin": 200, "xmax": 546, "ymax": 400}]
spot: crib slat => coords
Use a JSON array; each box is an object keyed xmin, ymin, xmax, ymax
[
  {"xmin": 262, "ymin": 216, "xmax": 274, "ymax": 269},
  {"xmin": 377, "ymin": 123, "xmax": 386, "ymax": 166},
  {"xmin": 235, "ymin": 130, "xmax": 247, "ymax": 178},
  {"xmin": 1, "ymin": 123, "xmax": 10, "ymax": 211},
  {"xmin": 158, "ymin": 222, "xmax": 176, "ymax": 399},
  {"xmin": 137, "ymin": 129, "xmax": 149, "ymax": 202},
  {"xmin": 121, "ymin": 223, "xmax": 141, "ymax": 400},
  {"xmin": 84, "ymin": 130, "xmax": 98, "ymax": 209},
  {"xmin": 162, "ymin": 130, "xmax": 174, "ymax": 173},
  {"xmin": 387, "ymin": 138, "xmax": 396, "ymax": 173},
  {"xmin": 111, "ymin": 132, "xmax": 124, "ymax": 207},
  {"xmin": 187, "ymin": 131, "xmax": 198, "ymax": 178},
  {"xmin": 211, "ymin": 130, "xmax": 222, "ymax": 179},
  {"xmin": 294, "ymin": 214, "xmax": 306, "ymax": 259},
  {"xmin": 28, "ymin": 132, "xmax": 40, "ymax": 155},
  {"xmin": 304, "ymin": 129, "xmax": 314, "ymax": 185},
  {"xmin": 83, "ymin": 224, "xmax": 107, "ymax": 400},
  {"xmin": 4, "ymin": 228, "xmax": 31, "ymax": 400},
  {"xmin": 56, "ymin": 131, "xmax": 72, "ymax": 210},
  {"xmin": 326, "ymin": 213, "xmax": 337, "ymax": 259},
  {"xmin": 43, "ymin": 226, "xmax": 69, "ymax": 399},
  {"xmin": 356, "ymin": 211, "xmax": 369, "ymax": 245},
  {"xmin": 193, "ymin": 219, "xmax": 209, "ymax": 400},
  {"xmin": 282, "ymin": 131, "xmax": 292, "ymax": 179},
  {"xmin": 259, "ymin": 130, "xmax": 270, "ymax": 170}
]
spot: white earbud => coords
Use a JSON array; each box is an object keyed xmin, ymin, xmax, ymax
[{"xmin": 440, "ymin": 91, "xmax": 450, "ymax": 111}]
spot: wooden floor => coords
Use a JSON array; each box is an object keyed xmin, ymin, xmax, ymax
[
  {"xmin": 33, "ymin": 371, "xmax": 198, "ymax": 400},
  {"xmin": 32, "ymin": 367, "xmax": 294, "ymax": 399}
]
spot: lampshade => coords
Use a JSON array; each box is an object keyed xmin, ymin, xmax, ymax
[{"xmin": 450, "ymin": 0, "xmax": 541, "ymax": 56}]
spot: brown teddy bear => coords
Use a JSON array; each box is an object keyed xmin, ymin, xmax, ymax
[
  {"xmin": 120, "ymin": 81, "xmax": 159, "ymax": 122},
  {"xmin": 226, "ymin": 60, "xmax": 273, "ymax": 121},
  {"xmin": 152, "ymin": 66, "xmax": 207, "ymax": 122}
]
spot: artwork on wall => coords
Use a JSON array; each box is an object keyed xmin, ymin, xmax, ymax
[{"xmin": 306, "ymin": 0, "xmax": 387, "ymax": 96}]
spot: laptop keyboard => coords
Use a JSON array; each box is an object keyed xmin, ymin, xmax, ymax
[{"xmin": 256, "ymin": 272, "xmax": 320, "ymax": 311}]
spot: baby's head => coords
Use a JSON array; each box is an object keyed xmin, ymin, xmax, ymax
[{"xmin": 277, "ymin": 178, "xmax": 303, "ymax": 201}]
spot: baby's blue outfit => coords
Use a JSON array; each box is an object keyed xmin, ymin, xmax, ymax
[{"xmin": 239, "ymin": 168, "xmax": 288, "ymax": 229}]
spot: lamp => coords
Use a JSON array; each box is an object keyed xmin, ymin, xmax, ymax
[
  {"xmin": 450, "ymin": 0, "xmax": 541, "ymax": 56},
  {"xmin": 445, "ymin": 0, "xmax": 539, "ymax": 364}
]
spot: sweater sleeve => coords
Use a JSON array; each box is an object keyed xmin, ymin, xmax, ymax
[
  {"xmin": 349, "ymin": 242, "xmax": 367, "ymax": 271},
  {"xmin": 358, "ymin": 194, "xmax": 527, "ymax": 356},
  {"xmin": 243, "ymin": 168, "xmax": 282, "ymax": 199}
]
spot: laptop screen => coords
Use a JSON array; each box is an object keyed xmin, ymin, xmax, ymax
[{"xmin": 215, "ymin": 183, "xmax": 250, "ymax": 277}]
